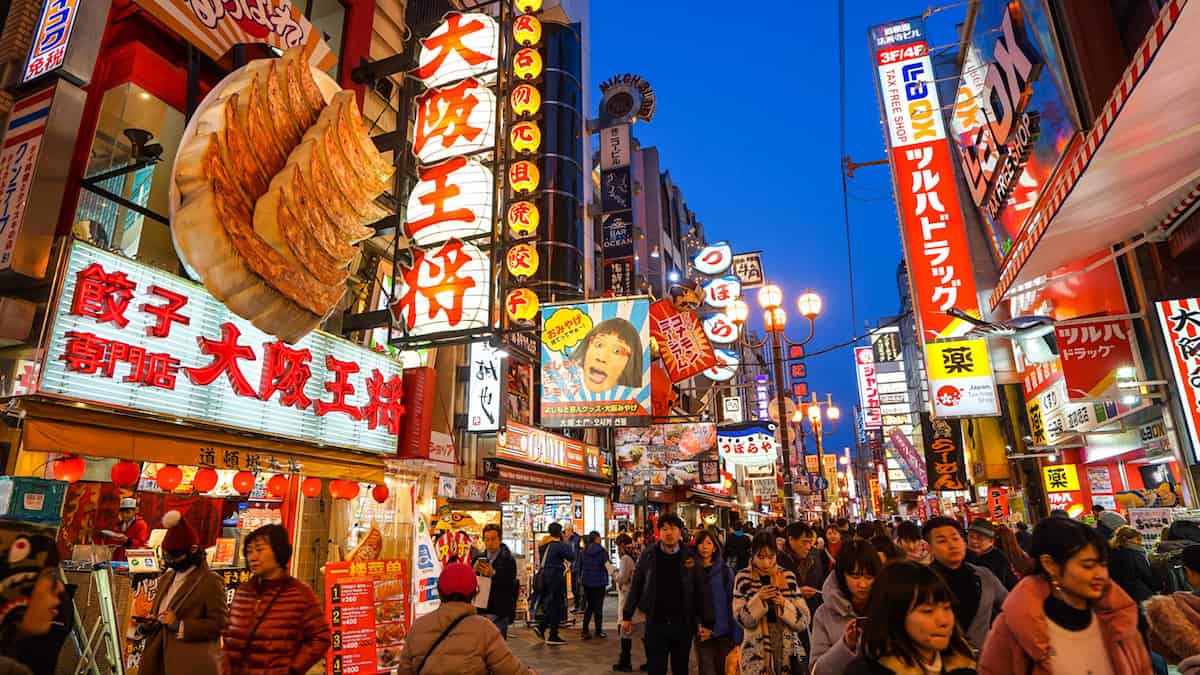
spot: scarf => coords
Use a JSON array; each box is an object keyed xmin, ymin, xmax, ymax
[{"xmin": 933, "ymin": 561, "xmax": 981, "ymax": 634}]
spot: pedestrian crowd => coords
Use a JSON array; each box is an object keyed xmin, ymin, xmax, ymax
[{"xmin": 8, "ymin": 507, "xmax": 1200, "ymax": 675}]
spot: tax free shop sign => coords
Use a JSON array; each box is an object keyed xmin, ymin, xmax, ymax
[{"xmin": 37, "ymin": 241, "xmax": 406, "ymax": 454}]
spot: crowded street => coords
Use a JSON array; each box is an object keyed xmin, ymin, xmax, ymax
[{"xmin": 1, "ymin": 0, "xmax": 1200, "ymax": 674}]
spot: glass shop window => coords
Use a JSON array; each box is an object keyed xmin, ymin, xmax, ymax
[{"xmin": 72, "ymin": 83, "xmax": 184, "ymax": 273}]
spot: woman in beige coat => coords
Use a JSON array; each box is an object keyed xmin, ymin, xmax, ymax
[
  {"xmin": 399, "ymin": 562, "xmax": 535, "ymax": 675},
  {"xmin": 139, "ymin": 512, "xmax": 227, "ymax": 675}
]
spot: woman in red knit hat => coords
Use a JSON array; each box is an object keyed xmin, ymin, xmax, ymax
[{"xmin": 139, "ymin": 510, "xmax": 226, "ymax": 675}]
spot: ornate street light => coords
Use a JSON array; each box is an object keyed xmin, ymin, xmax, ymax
[
  {"xmin": 797, "ymin": 289, "xmax": 822, "ymax": 320},
  {"xmin": 757, "ymin": 283, "xmax": 783, "ymax": 312},
  {"xmin": 727, "ymin": 299, "xmax": 750, "ymax": 326}
]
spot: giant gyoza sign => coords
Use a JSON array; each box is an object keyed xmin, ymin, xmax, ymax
[
  {"xmin": 37, "ymin": 242, "xmax": 406, "ymax": 454},
  {"xmin": 390, "ymin": 11, "xmax": 500, "ymax": 343},
  {"xmin": 870, "ymin": 18, "xmax": 980, "ymax": 341}
]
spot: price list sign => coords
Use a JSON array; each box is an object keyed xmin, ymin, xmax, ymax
[{"xmin": 325, "ymin": 560, "xmax": 409, "ymax": 675}]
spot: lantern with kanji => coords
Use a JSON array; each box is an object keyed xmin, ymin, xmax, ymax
[
  {"xmin": 513, "ymin": 48, "xmax": 542, "ymax": 81},
  {"xmin": 506, "ymin": 243, "xmax": 539, "ymax": 278},
  {"xmin": 506, "ymin": 288, "xmax": 539, "ymax": 323},
  {"xmin": 156, "ymin": 465, "xmax": 183, "ymax": 492},
  {"xmin": 512, "ymin": 14, "xmax": 542, "ymax": 46},
  {"xmin": 111, "ymin": 460, "xmax": 140, "ymax": 487},
  {"xmin": 509, "ymin": 161, "xmax": 539, "ymax": 193},
  {"xmin": 232, "ymin": 471, "xmax": 255, "ymax": 495},
  {"xmin": 416, "ymin": 12, "xmax": 500, "ymax": 88},
  {"xmin": 372, "ymin": 484, "xmax": 390, "ymax": 504},
  {"xmin": 510, "ymin": 122, "xmax": 541, "ymax": 154},
  {"xmin": 510, "ymin": 84, "xmax": 541, "ymax": 117},
  {"xmin": 52, "ymin": 455, "xmax": 85, "ymax": 483},
  {"xmin": 267, "ymin": 475, "xmax": 289, "ymax": 499},
  {"xmin": 192, "ymin": 468, "xmax": 219, "ymax": 493},
  {"xmin": 516, "ymin": 0, "xmax": 542, "ymax": 12},
  {"xmin": 507, "ymin": 201, "xmax": 539, "ymax": 238},
  {"xmin": 301, "ymin": 477, "xmax": 323, "ymax": 498}
]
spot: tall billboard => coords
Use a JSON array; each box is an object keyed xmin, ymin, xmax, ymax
[
  {"xmin": 870, "ymin": 18, "xmax": 981, "ymax": 341},
  {"xmin": 540, "ymin": 298, "xmax": 651, "ymax": 428}
]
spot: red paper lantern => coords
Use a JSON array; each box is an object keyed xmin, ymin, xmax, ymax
[
  {"xmin": 371, "ymin": 484, "xmax": 389, "ymax": 504},
  {"xmin": 156, "ymin": 465, "xmax": 183, "ymax": 492},
  {"xmin": 341, "ymin": 481, "xmax": 360, "ymax": 500},
  {"xmin": 52, "ymin": 455, "xmax": 85, "ymax": 483},
  {"xmin": 266, "ymin": 475, "xmax": 289, "ymax": 499},
  {"xmin": 231, "ymin": 471, "xmax": 255, "ymax": 495},
  {"xmin": 192, "ymin": 468, "xmax": 219, "ymax": 493},
  {"xmin": 110, "ymin": 460, "xmax": 140, "ymax": 487},
  {"xmin": 301, "ymin": 477, "xmax": 323, "ymax": 498}
]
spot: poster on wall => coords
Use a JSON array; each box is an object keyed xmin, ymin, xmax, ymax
[
  {"xmin": 615, "ymin": 423, "xmax": 716, "ymax": 488},
  {"xmin": 540, "ymin": 298, "xmax": 651, "ymax": 428},
  {"xmin": 324, "ymin": 559, "xmax": 409, "ymax": 674}
]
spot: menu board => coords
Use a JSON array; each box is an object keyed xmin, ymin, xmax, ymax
[{"xmin": 325, "ymin": 560, "xmax": 409, "ymax": 675}]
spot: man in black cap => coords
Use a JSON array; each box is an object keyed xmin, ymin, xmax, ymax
[{"xmin": 965, "ymin": 518, "xmax": 1017, "ymax": 589}]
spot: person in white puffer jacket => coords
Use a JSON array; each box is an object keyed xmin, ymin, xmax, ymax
[{"xmin": 808, "ymin": 539, "xmax": 881, "ymax": 675}]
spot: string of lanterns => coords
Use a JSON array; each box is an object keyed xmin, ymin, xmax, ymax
[{"xmin": 50, "ymin": 455, "xmax": 390, "ymax": 503}]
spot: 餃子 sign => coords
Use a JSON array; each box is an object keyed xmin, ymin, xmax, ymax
[{"xmin": 540, "ymin": 298, "xmax": 651, "ymax": 428}]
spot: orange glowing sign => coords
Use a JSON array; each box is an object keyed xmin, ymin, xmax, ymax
[
  {"xmin": 506, "ymin": 288, "xmax": 539, "ymax": 323},
  {"xmin": 516, "ymin": 0, "xmax": 542, "ymax": 12},
  {"xmin": 510, "ymin": 84, "xmax": 541, "ymax": 117},
  {"xmin": 507, "ymin": 201, "xmax": 539, "ymax": 238},
  {"xmin": 512, "ymin": 14, "xmax": 542, "ymax": 46},
  {"xmin": 509, "ymin": 160, "xmax": 540, "ymax": 193},
  {"xmin": 506, "ymin": 243, "xmax": 539, "ymax": 278},
  {"xmin": 513, "ymin": 48, "xmax": 542, "ymax": 81},
  {"xmin": 510, "ymin": 121, "xmax": 541, "ymax": 154}
]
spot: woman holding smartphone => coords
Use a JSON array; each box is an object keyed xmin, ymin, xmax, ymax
[
  {"xmin": 844, "ymin": 562, "xmax": 977, "ymax": 675},
  {"xmin": 733, "ymin": 532, "xmax": 810, "ymax": 674},
  {"xmin": 809, "ymin": 540, "xmax": 882, "ymax": 675}
]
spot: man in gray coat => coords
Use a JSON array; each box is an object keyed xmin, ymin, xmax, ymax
[{"xmin": 923, "ymin": 516, "xmax": 1007, "ymax": 651}]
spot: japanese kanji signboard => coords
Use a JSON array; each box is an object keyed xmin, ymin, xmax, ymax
[
  {"xmin": 323, "ymin": 559, "xmax": 408, "ymax": 674},
  {"xmin": 0, "ymin": 89, "xmax": 52, "ymax": 270},
  {"xmin": 1042, "ymin": 463, "xmax": 1081, "ymax": 493},
  {"xmin": 540, "ymin": 298, "xmax": 651, "ymax": 428},
  {"xmin": 393, "ymin": 10, "xmax": 501, "ymax": 345},
  {"xmin": 1055, "ymin": 317, "xmax": 1137, "ymax": 400},
  {"xmin": 601, "ymin": 211, "xmax": 635, "ymax": 259},
  {"xmin": 132, "ymin": 0, "xmax": 335, "ymax": 72},
  {"xmin": 855, "ymin": 347, "xmax": 882, "ymax": 429},
  {"xmin": 925, "ymin": 339, "xmax": 1000, "ymax": 418},
  {"xmin": 649, "ymin": 299, "xmax": 716, "ymax": 382},
  {"xmin": 920, "ymin": 413, "xmax": 967, "ymax": 491},
  {"xmin": 23, "ymin": 0, "xmax": 80, "ymax": 82},
  {"xmin": 39, "ymin": 241, "xmax": 405, "ymax": 454},
  {"xmin": 1157, "ymin": 297, "xmax": 1200, "ymax": 462},
  {"xmin": 731, "ymin": 252, "xmax": 764, "ymax": 288},
  {"xmin": 870, "ymin": 17, "xmax": 980, "ymax": 340},
  {"xmin": 467, "ymin": 342, "xmax": 502, "ymax": 432}
]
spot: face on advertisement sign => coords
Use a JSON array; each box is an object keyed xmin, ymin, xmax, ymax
[{"xmin": 540, "ymin": 298, "xmax": 651, "ymax": 428}]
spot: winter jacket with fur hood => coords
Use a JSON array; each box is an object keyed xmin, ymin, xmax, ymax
[
  {"xmin": 977, "ymin": 574, "xmax": 1152, "ymax": 675},
  {"xmin": 1146, "ymin": 590, "xmax": 1200, "ymax": 672},
  {"xmin": 808, "ymin": 568, "xmax": 860, "ymax": 675}
]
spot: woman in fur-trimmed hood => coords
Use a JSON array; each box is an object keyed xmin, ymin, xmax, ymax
[{"xmin": 1145, "ymin": 544, "xmax": 1200, "ymax": 674}]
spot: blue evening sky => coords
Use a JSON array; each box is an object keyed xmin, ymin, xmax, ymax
[{"xmin": 589, "ymin": 1, "xmax": 961, "ymax": 455}]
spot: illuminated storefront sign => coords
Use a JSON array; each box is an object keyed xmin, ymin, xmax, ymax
[
  {"xmin": 921, "ymin": 414, "xmax": 965, "ymax": 491},
  {"xmin": 1054, "ymin": 317, "xmax": 1137, "ymax": 400},
  {"xmin": 925, "ymin": 339, "xmax": 1000, "ymax": 417},
  {"xmin": 39, "ymin": 242, "xmax": 404, "ymax": 454},
  {"xmin": 1157, "ymin": 297, "xmax": 1200, "ymax": 462},
  {"xmin": 1042, "ymin": 463, "xmax": 1081, "ymax": 493},
  {"xmin": 692, "ymin": 242, "xmax": 733, "ymax": 276},
  {"xmin": 23, "ymin": 0, "xmax": 80, "ymax": 82},
  {"xmin": 467, "ymin": 342, "xmax": 502, "ymax": 432},
  {"xmin": 855, "ymin": 347, "xmax": 881, "ymax": 429},
  {"xmin": 731, "ymin": 252, "xmax": 764, "ymax": 288},
  {"xmin": 870, "ymin": 17, "xmax": 980, "ymax": 340},
  {"xmin": 498, "ymin": 421, "xmax": 609, "ymax": 478},
  {"xmin": 717, "ymin": 422, "xmax": 778, "ymax": 467},
  {"xmin": 404, "ymin": 157, "xmax": 493, "ymax": 246},
  {"xmin": 416, "ymin": 12, "xmax": 500, "ymax": 88},
  {"xmin": 649, "ymin": 299, "xmax": 716, "ymax": 382}
]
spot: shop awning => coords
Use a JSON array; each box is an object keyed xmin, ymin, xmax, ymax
[
  {"xmin": 991, "ymin": 0, "xmax": 1199, "ymax": 308},
  {"xmin": 16, "ymin": 399, "xmax": 386, "ymax": 483}
]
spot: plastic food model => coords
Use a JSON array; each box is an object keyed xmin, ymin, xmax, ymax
[{"xmin": 173, "ymin": 42, "xmax": 393, "ymax": 343}]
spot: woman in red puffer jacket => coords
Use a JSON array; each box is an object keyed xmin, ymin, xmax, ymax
[{"xmin": 222, "ymin": 525, "xmax": 330, "ymax": 675}]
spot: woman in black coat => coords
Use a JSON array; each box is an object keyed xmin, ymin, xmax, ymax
[{"xmin": 1109, "ymin": 525, "xmax": 1159, "ymax": 603}]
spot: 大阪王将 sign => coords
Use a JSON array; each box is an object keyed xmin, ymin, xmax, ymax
[{"xmin": 38, "ymin": 241, "xmax": 406, "ymax": 455}]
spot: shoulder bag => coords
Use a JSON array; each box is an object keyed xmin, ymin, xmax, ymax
[{"xmin": 417, "ymin": 613, "xmax": 472, "ymax": 674}]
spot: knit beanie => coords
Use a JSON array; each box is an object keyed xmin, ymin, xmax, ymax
[{"xmin": 0, "ymin": 522, "xmax": 59, "ymax": 644}]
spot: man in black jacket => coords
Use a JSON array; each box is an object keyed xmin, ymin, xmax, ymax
[
  {"xmin": 725, "ymin": 521, "xmax": 751, "ymax": 571},
  {"xmin": 472, "ymin": 524, "xmax": 518, "ymax": 638},
  {"xmin": 620, "ymin": 513, "xmax": 714, "ymax": 675},
  {"xmin": 965, "ymin": 518, "xmax": 1018, "ymax": 589}
]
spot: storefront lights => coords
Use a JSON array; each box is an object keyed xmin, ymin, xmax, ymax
[
  {"xmin": 506, "ymin": 288, "xmax": 539, "ymax": 323},
  {"xmin": 509, "ymin": 160, "xmax": 540, "ymax": 193},
  {"xmin": 507, "ymin": 200, "xmax": 539, "ymax": 238},
  {"xmin": 510, "ymin": 121, "xmax": 541, "ymax": 154},
  {"xmin": 512, "ymin": 14, "xmax": 542, "ymax": 46},
  {"xmin": 506, "ymin": 242, "xmax": 539, "ymax": 278},
  {"xmin": 510, "ymin": 84, "xmax": 541, "ymax": 117},
  {"xmin": 513, "ymin": 48, "xmax": 543, "ymax": 81}
]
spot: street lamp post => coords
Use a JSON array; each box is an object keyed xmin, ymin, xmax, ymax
[
  {"xmin": 731, "ymin": 286, "xmax": 822, "ymax": 519},
  {"xmin": 805, "ymin": 393, "xmax": 840, "ymax": 506}
]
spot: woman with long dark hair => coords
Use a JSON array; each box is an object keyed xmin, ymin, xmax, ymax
[
  {"xmin": 809, "ymin": 539, "xmax": 882, "ymax": 675},
  {"xmin": 693, "ymin": 529, "xmax": 742, "ymax": 675},
  {"xmin": 993, "ymin": 524, "xmax": 1033, "ymax": 578},
  {"xmin": 978, "ymin": 517, "xmax": 1152, "ymax": 674},
  {"xmin": 733, "ymin": 532, "xmax": 809, "ymax": 674},
  {"xmin": 844, "ymin": 561, "xmax": 976, "ymax": 674}
]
